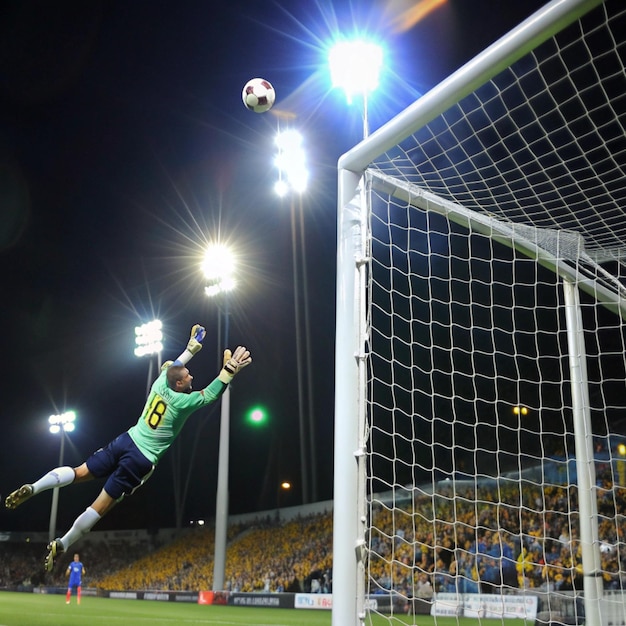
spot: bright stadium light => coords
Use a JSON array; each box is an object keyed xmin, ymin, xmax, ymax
[
  {"xmin": 328, "ymin": 38, "xmax": 383, "ymax": 137},
  {"xmin": 202, "ymin": 244, "xmax": 236, "ymax": 298},
  {"xmin": 48, "ymin": 410, "xmax": 76, "ymax": 434},
  {"xmin": 134, "ymin": 320, "xmax": 163, "ymax": 357},
  {"xmin": 134, "ymin": 319, "xmax": 163, "ymax": 396},
  {"xmin": 274, "ymin": 129, "xmax": 308, "ymax": 195},
  {"xmin": 204, "ymin": 277, "xmax": 236, "ymax": 298},
  {"xmin": 48, "ymin": 411, "xmax": 76, "ymax": 542},
  {"xmin": 329, "ymin": 40, "xmax": 383, "ymax": 102}
]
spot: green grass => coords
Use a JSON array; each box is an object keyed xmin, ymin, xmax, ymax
[
  {"xmin": 0, "ymin": 593, "xmax": 332, "ymax": 626},
  {"xmin": 0, "ymin": 591, "xmax": 528, "ymax": 625}
]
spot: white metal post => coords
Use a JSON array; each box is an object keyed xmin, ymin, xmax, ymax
[
  {"xmin": 213, "ymin": 385, "xmax": 230, "ymax": 590},
  {"xmin": 563, "ymin": 278, "xmax": 603, "ymax": 626},
  {"xmin": 333, "ymin": 167, "xmax": 364, "ymax": 626},
  {"xmin": 213, "ymin": 303, "xmax": 230, "ymax": 591}
]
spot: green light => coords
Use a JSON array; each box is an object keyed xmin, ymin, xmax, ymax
[{"xmin": 246, "ymin": 406, "xmax": 268, "ymax": 428}]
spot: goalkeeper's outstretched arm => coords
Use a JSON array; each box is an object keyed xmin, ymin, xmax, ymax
[
  {"xmin": 217, "ymin": 346, "xmax": 252, "ymax": 383},
  {"xmin": 160, "ymin": 325, "xmax": 252, "ymax": 386},
  {"xmin": 161, "ymin": 324, "xmax": 206, "ymax": 371}
]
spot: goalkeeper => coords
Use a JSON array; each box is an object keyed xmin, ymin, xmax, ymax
[{"xmin": 4, "ymin": 324, "xmax": 252, "ymax": 572}]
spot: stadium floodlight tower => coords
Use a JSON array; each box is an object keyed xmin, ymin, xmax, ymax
[
  {"xmin": 48, "ymin": 411, "xmax": 76, "ymax": 542},
  {"xmin": 134, "ymin": 319, "xmax": 163, "ymax": 396},
  {"xmin": 202, "ymin": 243, "xmax": 236, "ymax": 592},
  {"xmin": 328, "ymin": 38, "xmax": 383, "ymax": 138},
  {"xmin": 274, "ymin": 128, "xmax": 318, "ymax": 503}
]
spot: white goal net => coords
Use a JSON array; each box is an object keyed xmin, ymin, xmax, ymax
[{"xmin": 332, "ymin": 1, "xmax": 626, "ymax": 625}]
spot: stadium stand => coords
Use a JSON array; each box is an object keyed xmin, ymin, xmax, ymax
[{"xmin": 1, "ymin": 466, "xmax": 624, "ymax": 596}]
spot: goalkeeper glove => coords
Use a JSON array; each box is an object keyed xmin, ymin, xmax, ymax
[
  {"xmin": 187, "ymin": 324, "xmax": 206, "ymax": 356},
  {"xmin": 173, "ymin": 324, "xmax": 207, "ymax": 366},
  {"xmin": 218, "ymin": 346, "xmax": 252, "ymax": 383},
  {"xmin": 161, "ymin": 360, "xmax": 174, "ymax": 372}
]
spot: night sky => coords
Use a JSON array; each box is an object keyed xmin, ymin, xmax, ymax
[{"xmin": 0, "ymin": 0, "xmax": 548, "ymax": 533}]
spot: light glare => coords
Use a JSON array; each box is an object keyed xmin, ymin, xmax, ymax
[
  {"xmin": 135, "ymin": 320, "xmax": 163, "ymax": 357},
  {"xmin": 250, "ymin": 409, "xmax": 265, "ymax": 422},
  {"xmin": 274, "ymin": 180, "xmax": 289, "ymax": 197},
  {"xmin": 274, "ymin": 129, "xmax": 308, "ymax": 196},
  {"xmin": 329, "ymin": 39, "xmax": 383, "ymax": 104},
  {"xmin": 49, "ymin": 411, "xmax": 76, "ymax": 435},
  {"xmin": 203, "ymin": 244, "xmax": 237, "ymax": 298},
  {"xmin": 204, "ymin": 277, "xmax": 236, "ymax": 298}
]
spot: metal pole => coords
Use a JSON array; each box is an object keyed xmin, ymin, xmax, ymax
[
  {"xmin": 146, "ymin": 358, "xmax": 154, "ymax": 398},
  {"xmin": 298, "ymin": 196, "xmax": 317, "ymax": 502},
  {"xmin": 48, "ymin": 432, "xmax": 65, "ymax": 542},
  {"xmin": 213, "ymin": 299, "xmax": 230, "ymax": 590},
  {"xmin": 563, "ymin": 279, "xmax": 603, "ymax": 626},
  {"xmin": 291, "ymin": 197, "xmax": 309, "ymax": 504},
  {"xmin": 332, "ymin": 167, "xmax": 362, "ymax": 626}
]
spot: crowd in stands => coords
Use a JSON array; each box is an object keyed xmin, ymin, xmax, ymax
[
  {"xmin": 1, "ymin": 467, "xmax": 624, "ymax": 598},
  {"xmin": 368, "ymin": 463, "xmax": 626, "ymax": 600},
  {"xmin": 0, "ymin": 541, "xmax": 44, "ymax": 589},
  {"xmin": 0, "ymin": 537, "xmax": 152, "ymax": 589},
  {"xmin": 91, "ymin": 513, "xmax": 333, "ymax": 593}
]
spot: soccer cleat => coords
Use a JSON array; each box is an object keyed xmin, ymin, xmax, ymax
[
  {"xmin": 5, "ymin": 484, "xmax": 34, "ymax": 509},
  {"xmin": 44, "ymin": 539, "xmax": 63, "ymax": 572}
]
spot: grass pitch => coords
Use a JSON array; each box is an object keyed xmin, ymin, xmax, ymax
[
  {"xmin": 1, "ymin": 593, "xmax": 333, "ymax": 626},
  {"xmin": 0, "ymin": 591, "xmax": 528, "ymax": 625}
]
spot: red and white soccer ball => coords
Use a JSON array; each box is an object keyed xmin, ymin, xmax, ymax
[{"xmin": 242, "ymin": 78, "xmax": 276, "ymax": 113}]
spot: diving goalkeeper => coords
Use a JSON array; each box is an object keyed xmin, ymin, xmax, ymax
[{"xmin": 4, "ymin": 324, "xmax": 252, "ymax": 572}]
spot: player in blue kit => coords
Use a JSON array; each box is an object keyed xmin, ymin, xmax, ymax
[
  {"xmin": 66, "ymin": 553, "xmax": 85, "ymax": 604},
  {"xmin": 5, "ymin": 324, "xmax": 252, "ymax": 571}
]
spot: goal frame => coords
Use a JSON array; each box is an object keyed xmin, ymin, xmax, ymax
[{"xmin": 331, "ymin": 1, "xmax": 621, "ymax": 625}]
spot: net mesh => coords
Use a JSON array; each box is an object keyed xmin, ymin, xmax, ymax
[
  {"xmin": 365, "ymin": 182, "xmax": 626, "ymax": 622},
  {"xmin": 371, "ymin": 0, "xmax": 626, "ymax": 266}
]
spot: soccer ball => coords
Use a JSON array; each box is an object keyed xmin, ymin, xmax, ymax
[{"xmin": 242, "ymin": 78, "xmax": 276, "ymax": 113}]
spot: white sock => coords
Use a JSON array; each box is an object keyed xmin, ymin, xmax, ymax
[
  {"xmin": 31, "ymin": 466, "xmax": 75, "ymax": 495},
  {"xmin": 59, "ymin": 507, "xmax": 101, "ymax": 550}
]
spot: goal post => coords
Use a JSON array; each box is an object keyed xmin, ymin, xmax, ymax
[{"xmin": 332, "ymin": 1, "xmax": 626, "ymax": 625}]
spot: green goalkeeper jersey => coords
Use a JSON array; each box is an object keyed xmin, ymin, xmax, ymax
[{"xmin": 128, "ymin": 369, "xmax": 226, "ymax": 463}]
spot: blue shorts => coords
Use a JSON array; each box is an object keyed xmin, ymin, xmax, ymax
[{"xmin": 86, "ymin": 432, "xmax": 155, "ymax": 501}]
